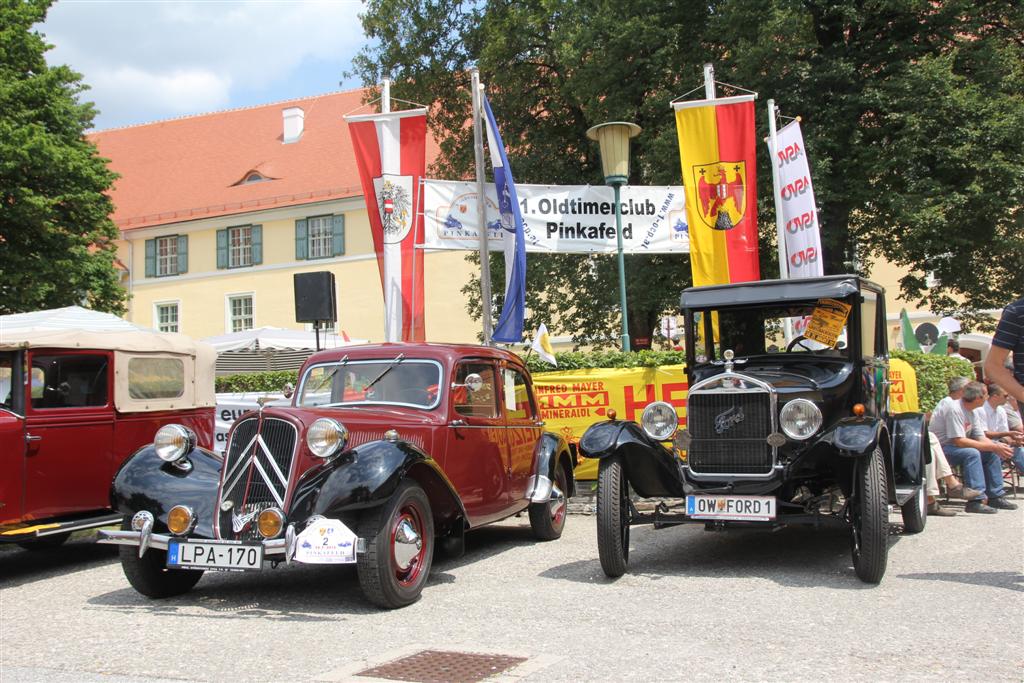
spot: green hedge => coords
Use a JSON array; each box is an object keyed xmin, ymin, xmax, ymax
[
  {"xmin": 523, "ymin": 350, "xmax": 687, "ymax": 374},
  {"xmin": 215, "ymin": 370, "xmax": 298, "ymax": 393},
  {"xmin": 890, "ymin": 350, "xmax": 974, "ymax": 412}
]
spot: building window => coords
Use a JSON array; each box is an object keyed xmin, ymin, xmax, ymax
[
  {"xmin": 229, "ymin": 226, "xmax": 253, "ymax": 268},
  {"xmin": 156, "ymin": 236, "xmax": 178, "ymax": 276},
  {"xmin": 228, "ymin": 295, "xmax": 254, "ymax": 332},
  {"xmin": 156, "ymin": 303, "xmax": 179, "ymax": 333},
  {"xmin": 308, "ymin": 216, "xmax": 333, "ymax": 259}
]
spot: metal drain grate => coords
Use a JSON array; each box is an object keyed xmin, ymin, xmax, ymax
[{"xmin": 356, "ymin": 649, "xmax": 527, "ymax": 683}]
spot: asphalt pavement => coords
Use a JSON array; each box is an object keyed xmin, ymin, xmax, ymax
[{"xmin": 1, "ymin": 497, "xmax": 1021, "ymax": 682}]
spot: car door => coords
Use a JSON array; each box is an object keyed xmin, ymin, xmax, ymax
[
  {"xmin": 443, "ymin": 359, "xmax": 509, "ymax": 525},
  {"xmin": 501, "ymin": 362, "xmax": 542, "ymax": 504},
  {"xmin": 23, "ymin": 350, "xmax": 115, "ymax": 519},
  {"xmin": 0, "ymin": 350, "xmax": 26, "ymax": 525}
]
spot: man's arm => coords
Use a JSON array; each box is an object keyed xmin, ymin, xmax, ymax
[
  {"xmin": 951, "ymin": 435, "xmax": 1014, "ymax": 459},
  {"xmin": 985, "ymin": 347, "xmax": 1024, "ymax": 402}
]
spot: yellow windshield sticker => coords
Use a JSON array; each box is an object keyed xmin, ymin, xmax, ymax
[{"xmin": 803, "ymin": 298, "xmax": 851, "ymax": 347}]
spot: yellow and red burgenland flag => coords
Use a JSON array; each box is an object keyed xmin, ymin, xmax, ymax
[
  {"xmin": 345, "ymin": 108, "xmax": 428, "ymax": 341},
  {"xmin": 673, "ymin": 95, "xmax": 760, "ymax": 286}
]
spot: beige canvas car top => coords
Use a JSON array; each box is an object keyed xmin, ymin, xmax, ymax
[{"xmin": 0, "ymin": 327, "xmax": 216, "ymax": 413}]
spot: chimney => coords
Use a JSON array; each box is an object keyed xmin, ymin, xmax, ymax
[{"xmin": 283, "ymin": 107, "xmax": 304, "ymax": 144}]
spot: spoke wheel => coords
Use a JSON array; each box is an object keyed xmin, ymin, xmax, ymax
[
  {"xmin": 357, "ymin": 480, "xmax": 434, "ymax": 609},
  {"xmin": 596, "ymin": 454, "xmax": 630, "ymax": 578},
  {"xmin": 851, "ymin": 447, "xmax": 889, "ymax": 583},
  {"xmin": 529, "ymin": 463, "xmax": 568, "ymax": 541}
]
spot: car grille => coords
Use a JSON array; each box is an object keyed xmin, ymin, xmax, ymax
[
  {"xmin": 219, "ymin": 416, "xmax": 297, "ymax": 540},
  {"xmin": 687, "ymin": 389, "xmax": 773, "ymax": 475}
]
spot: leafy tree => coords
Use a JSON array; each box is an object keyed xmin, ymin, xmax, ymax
[
  {"xmin": 352, "ymin": 0, "xmax": 1023, "ymax": 344},
  {"xmin": 0, "ymin": 0, "xmax": 126, "ymax": 315}
]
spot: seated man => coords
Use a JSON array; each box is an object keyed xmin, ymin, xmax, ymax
[
  {"xmin": 980, "ymin": 384, "xmax": 1024, "ymax": 477},
  {"xmin": 929, "ymin": 381, "xmax": 1016, "ymax": 513}
]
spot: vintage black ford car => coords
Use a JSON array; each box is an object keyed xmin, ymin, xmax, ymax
[
  {"xmin": 580, "ymin": 276, "xmax": 928, "ymax": 584},
  {"xmin": 99, "ymin": 343, "xmax": 574, "ymax": 608}
]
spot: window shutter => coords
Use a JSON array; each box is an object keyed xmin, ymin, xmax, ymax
[
  {"xmin": 216, "ymin": 229, "xmax": 228, "ymax": 269},
  {"xmin": 144, "ymin": 239, "xmax": 156, "ymax": 277},
  {"xmin": 177, "ymin": 235, "xmax": 188, "ymax": 274},
  {"xmin": 295, "ymin": 219, "xmax": 308, "ymax": 260},
  {"xmin": 332, "ymin": 215, "xmax": 345, "ymax": 256},
  {"xmin": 251, "ymin": 224, "xmax": 263, "ymax": 265}
]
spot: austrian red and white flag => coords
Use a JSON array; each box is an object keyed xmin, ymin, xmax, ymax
[{"xmin": 345, "ymin": 108, "xmax": 428, "ymax": 341}]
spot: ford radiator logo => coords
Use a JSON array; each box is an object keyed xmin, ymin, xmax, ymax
[{"xmin": 714, "ymin": 406, "xmax": 745, "ymax": 434}]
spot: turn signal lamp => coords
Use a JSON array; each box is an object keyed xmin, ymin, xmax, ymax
[
  {"xmin": 257, "ymin": 508, "xmax": 285, "ymax": 539},
  {"xmin": 166, "ymin": 505, "xmax": 195, "ymax": 535},
  {"xmin": 852, "ymin": 403, "xmax": 866, "ymax": 417},
  {"xmin": 607, "ymin": 408, "xmax": 617, "ymax": 421}
]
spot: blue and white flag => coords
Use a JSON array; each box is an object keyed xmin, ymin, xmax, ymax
[{"xmin": 483, "ymin": 96, "xmax": 527, "ymax": 343}]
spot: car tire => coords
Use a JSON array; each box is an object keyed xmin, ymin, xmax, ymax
[
  {"xmin": 596, "ymin": 454, "xmax": 630, "ymax": 578},
  {"xmin": 17, "ymin": 532, "xmax": 72, "ymax": 551},
  {"xmin": 528, "ymin": 462, "xmax": 568, "ymax": 541},
  {"xmin": 118, "ymin": 520, "xmax": 203, "ymax": 599},
  {"xmin": 850, "ymin": 447, "xmax": 889, "ymax": 584},
  {"xmin": 357, "ymin": 480, "xmax": 434, "ymax": 609},
  {"xmin": 900, "ymin": 450, "xmax": 928, "ymax": 534}
]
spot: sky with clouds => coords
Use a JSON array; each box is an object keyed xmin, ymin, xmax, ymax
[{"xmin": 40, "ymin": 0, "xmax": 371, "ymax": 131}]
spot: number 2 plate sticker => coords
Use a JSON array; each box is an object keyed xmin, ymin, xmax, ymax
[{"xmin": 293, "ymin": 518, "xmax": 358, "ymax": 564}]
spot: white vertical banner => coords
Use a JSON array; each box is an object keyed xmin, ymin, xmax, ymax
[{"xmin": 771, "ymin": 120, "xmax": 822, "ymax": 278}]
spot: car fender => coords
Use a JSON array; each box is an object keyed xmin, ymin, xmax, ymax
[
  {"xmin": 889, "ymin": 412, "xmax": 929, "ymax": 487},
  {"xmin": 817, "ymin": 417, "xmax": 897, "ymax": 503},
  {"xmin": 110, "ymin": 444, "xmax": 223, "ymax": 537},
  {"xmin": 579, "ymin": 420, "xmax": 684, "ymax": 498},
  {"xmin": 289, "ymin": 440, "xmax": 466, "ymax": 536},
  {"xmin": 527, "ymin": 432, "xmax": 576, "ymax": 501}
]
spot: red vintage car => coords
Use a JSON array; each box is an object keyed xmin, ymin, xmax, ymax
[
  {"xmin": 100, "ymin": 343, "xmax": 575, "ymax": 609},
  {"xmin": 0, "ymin": 328, "xmax": 216, "ymax": 548}
]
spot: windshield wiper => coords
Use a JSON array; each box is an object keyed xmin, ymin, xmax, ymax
[{"xmin": 363, "ymin": 353, "xmax": 406, "ymax": 392}]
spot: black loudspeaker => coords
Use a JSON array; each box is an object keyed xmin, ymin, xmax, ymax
[{"xmin": 294, "ymin": 271, "xmax": 337, "ymax": 323}]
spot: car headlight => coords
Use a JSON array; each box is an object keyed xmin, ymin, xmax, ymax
[
  {"xmin": 257, "ymin": 508, "xmax": 285, "ymax": 538},
  {"xmin": 166, "ymin": 505, "xmax": 195, "ymax": 535},
  {"xmin": 306, "ymin": 418, "xmax": 348, "ymax": 458},
  {"xmin": 154, "ymin": 424, "xmax": 195, "ymax": 462},
  {"xmin": 641, "ymin": 401, "xmax": 679, "ymax": 441},
  {"xmin": 779, "ymin": 399, "xmax": 822, "ymax": 440}
]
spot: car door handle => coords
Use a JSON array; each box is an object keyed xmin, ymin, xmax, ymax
[
  {"xmin": 25, "ymin": 434, "xmax": 42, "ymax": 442},
  {"xmin": 534, "ymin": 421, "xmax": 545, "ymax": 427},
  {"xmin": 449, "ymin": 419, "xmax": 466, "ymax": 427}
]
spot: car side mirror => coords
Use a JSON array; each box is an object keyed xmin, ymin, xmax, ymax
[
  {"xmin": 453, "ymin": 373, "xmax": 484, "ymax": 393},
  {"xmin": 282, "ymin": 382, "xmax": 294, "ymax": 399}
]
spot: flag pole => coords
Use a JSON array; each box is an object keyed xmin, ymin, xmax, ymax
[
  {"xmin": 767, "ymin": 99, "xmax": 789, "ymax": 280},
  {"xmin": 471, "ymin": 69, "xmax": 493, "ymax": 345},
  {"xmin": 703, "ymin": 63, "xmax": 715, "ymax": 99}
]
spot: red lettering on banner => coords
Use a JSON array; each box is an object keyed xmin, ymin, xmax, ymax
[
  {"xmin": 790, "ymin": 246, "xmax": 818, "ymax": 268},
  {"xmin": 785, "ymin": 210, "xmax": 816, "ymax": 234},
  {"xmin": 781, "ymin": 177, "xmax": 811, "ymax": 200},
  {"xmin": 776, "ymin": 141, "xmax": 802, "ymax": 166},
  {"xmin": 661, "ymin": 382, "xmax": 689, "ymax": 427},
  {"xmin": 623, "ymin": 384, "xmax": 656, "ymax": 422}
]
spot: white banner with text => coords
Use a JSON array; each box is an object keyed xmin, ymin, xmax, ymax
[
  {"xmin": 771, "ymin": 120, "xmax": 822, "ymax": 277},
  {"xmin": 422, "ymin": 180, "xmax": 689, "ymax": 254}
]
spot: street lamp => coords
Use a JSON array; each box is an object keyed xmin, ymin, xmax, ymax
[{"xmin": 587, "ymin": 121, "xmax": 641, "ymax": 352}]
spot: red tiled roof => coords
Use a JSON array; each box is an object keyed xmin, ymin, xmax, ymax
[{"xmin": 89, "ymin": 89, "xmax": 439, "ymax": 231}]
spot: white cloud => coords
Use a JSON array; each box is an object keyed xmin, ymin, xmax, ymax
[{"xmin": 40, "ymin": 0, "xmax": 368, "ymax": 128}]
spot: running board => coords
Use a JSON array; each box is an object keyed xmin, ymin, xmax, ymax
[{"xmin": 0, "ymin": 513, "xmax": 123, "ymax": 542}]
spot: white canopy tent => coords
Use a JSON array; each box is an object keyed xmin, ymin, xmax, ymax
[
  {"xmin": 0, "ymin": 305, "xmax": 152, "ymax": 335},
  {"xmin": 201, "ymin": 327, "xmax": 367, "ymax": 375}
]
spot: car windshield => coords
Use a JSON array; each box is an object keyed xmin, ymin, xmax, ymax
[
  {"xmin": 297, "ymin": 359, "xmax": 442, "ymax": 408},
  {"xmin": 693, "ymin": 298, "xmax": 853, "ymax": 362}
]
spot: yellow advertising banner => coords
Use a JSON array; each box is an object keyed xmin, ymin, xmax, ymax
[
  {"xmin": 532, "ymin": 364, "xmax": 688, "ymax": 479},
  {"xmin": 888, "ymin": 357, "xmax": 919, "ymax": 413}
]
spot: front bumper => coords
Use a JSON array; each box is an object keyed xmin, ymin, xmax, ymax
[{"xmin": 97, "ymin": 527, "xmax": 290, "ymax": 560}]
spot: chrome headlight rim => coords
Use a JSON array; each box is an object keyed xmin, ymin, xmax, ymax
[
  {"xmin": 166, "ymin": 504, "xmax": 196, "ymax": 536},
  {"xmin": 641, "ymin": 401, "xmax": 679, "ymax": 441},
  {"xmin": 306, "ymin": 417, "xmax": 348, "ymax": 458},
  {"xmin": 779, "ymin": 398, "xmax": 822, "ymax": 440},
  {"xmin": 257, "ymin": 507, "xmax": 286, "ymax": 539},
  {"xmin": 154, "ymin": 424, "xmax": 196, "ymax": 462}
]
